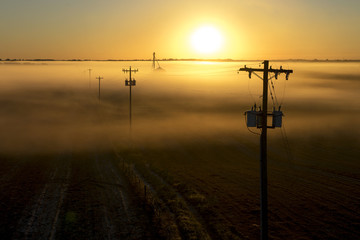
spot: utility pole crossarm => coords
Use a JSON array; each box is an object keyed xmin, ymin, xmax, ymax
[
  {"xmin": 239, "ymin": 64, "xmax": 293, "ymax": 80},
  {"xmin": 239, "ymin": 66, "xmax": 264, "ymax": 72},
  {"xmin": 122, "ymin": 68, "xmax": 138, "ymax": 73}
]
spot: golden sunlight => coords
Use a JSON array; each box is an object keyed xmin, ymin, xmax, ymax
[{"xmin": 190, "ymin": 26, "xmax": 224, "ymax": 54}]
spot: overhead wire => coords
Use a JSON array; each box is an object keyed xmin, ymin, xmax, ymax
[
  {"xmin": 279, "ymin": 78, "xmax": 287, "ymax": 106},
  {"xmin": 271, "ymin": 64, "xmax": 298, "ymax": 187},
  {"xmin": 241, "ymin": 62, "xmax": 297, "ymax": 189},
  {"xmin": 240, "ymin": 61, "xmax": 263, "ymax": 136},
  {"xmin": 248, "ymin": 75, "xmax": 257, "ymax": 106},
  {"xmin": 280, "ymin": 121, "xmax": 299, "ymax": 188},
  {"xmin": 253, "ymin": 66, "xmax": 296, "ymax": 186},
  {"xmin": 268, "ymin": 81, "xmax": 276, "ymax": 108},
  {"xmin": 269, "ymin": 75, "xmax": 280, "ymax": 108},
  {"xmin": 252, "ymin": 72, "xmax": 263, "ymax": 80},
  {"xmin": 240, "ymin": 62, "xmax": 297, "ymax": 188}
]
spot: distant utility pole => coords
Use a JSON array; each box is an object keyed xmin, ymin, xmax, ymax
[
  {"xmin": 96, "ymin": 76, "xmax": 103, "ymax": 102},
  {"xmin": 122, "ymin": 66, "xmax": 138, "ymax": 130},
  {"xmin": 88, "ymin": 69, "xmax": 92, "ymax": 88},
  {"xmin": 152, "ymin": 52, "xmax": 156, "ymax": 69},
  {"xmin": 239, "ymin": 60, "xmax": 293, "ymax": 240}
]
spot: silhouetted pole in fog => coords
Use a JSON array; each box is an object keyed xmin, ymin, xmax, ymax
[
  {"xmin": 239, "ymin": 60, "xmax": 293, "ymax": 240},
  {"xmin": 96, "ymin": 76, "xmax": 103, "ymax": 102},
  {"xmin": 152, "ymin": 52, "xmax": 156, "ymax": 69},
  {"xmin": 123, "ymin": 66, "xmax": 138, "ymax": 132},
  {"xmin": 88, "ymin": 68, "xmax": 92, "ymax": 88}
]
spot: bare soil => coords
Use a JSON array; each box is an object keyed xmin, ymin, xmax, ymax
[
  {"xmin": 1, "ymin": 134, "xmax": 359, "ymax": 240},
  {"xmin": 128, "ymin": 134, "xmax": 360, "ymax": 240},
  {"xmin": 0, "ymin": 151, "xmax": 155, "ymax": 240}
]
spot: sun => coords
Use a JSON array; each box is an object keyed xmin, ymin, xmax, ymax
[{"xmin": 190, "ymin": 26, "xmax": 224, "ymax": 54}]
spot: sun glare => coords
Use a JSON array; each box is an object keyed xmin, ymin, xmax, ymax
[{"xmin": 190, "ymin": 26, "xmax": 223, "ymax": 54}]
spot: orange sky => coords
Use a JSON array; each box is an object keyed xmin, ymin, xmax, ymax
[{"xmin": 1, "ymin": 0, "xmax": 359, "ymax": 60}]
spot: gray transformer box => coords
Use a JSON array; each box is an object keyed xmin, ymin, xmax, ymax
[
  {"xmin": 272, "ymin": 111, "xmax": 283, "ymax": 128},
  {"xmin": 246, "ymin": 110, "xmax": 283, "ymax": 128},
  {"xmin": 125, "ymin": 79, "xmax": 136, "ymax": 86},
  {"xmin": 246, "ymin": 111, "xmax": 257, "ymax": 127}
]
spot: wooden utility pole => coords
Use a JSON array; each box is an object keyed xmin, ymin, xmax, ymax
[
  {"xmin": 123, "ymin": 66, "xmax": 138, "ymax": 130},
  {"xmin": 152, "ymin": 52, "xmax": 156, "ymax": 69},
  {"xmin": 96, "ymin": 76, "xmax": 103, "ymax": 102},
  {"xmin": 88, "ymin": 68, "xmax": 92, "ymax": 88},
  {"xmin": 239, "ymin": 60, "xmax": 293, "ymax": 240},
  {"xmin": 260, "ymin": 60, "xmax": 269, "ymax": 240}
]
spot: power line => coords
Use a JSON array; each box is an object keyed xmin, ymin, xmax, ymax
[
  {"xmin": 269, "ymin": 76, "xmax": 279, "ymax": 107},
  {"xmin": 239, "ymin": 60, "xmax": 293, "ymax": 240}
]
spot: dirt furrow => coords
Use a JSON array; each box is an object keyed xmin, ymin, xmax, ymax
[
  {"xmin": 97, "ymin": 154, "xmax": 154, "ymax": 239},
  {"xmin": 48, "ymin": 167, "xmax": 71, "ymax": 240},
  {"xmin": 23, "ymin": 169, "xmax": 58, "ymax": 238},
  {"xmin": 13, "ymin": 154, "xmax": 71, "ymax": 240},
  {"xmin": 56, "ymin": 152, "xmax": 155, "ymax": 240}
]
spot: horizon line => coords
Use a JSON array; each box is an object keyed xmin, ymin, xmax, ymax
[{"xmin": 1, "ymin": 58, "xmax": 360, "ymax": 62}]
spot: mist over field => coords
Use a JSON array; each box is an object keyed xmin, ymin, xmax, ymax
[
  {"xmin": 0, "ymin": 61, "xmax": 359, "ymax": 155},
  {"xmin": 1, "ymin": 60, "xmax": 360, "ymax": 239}
]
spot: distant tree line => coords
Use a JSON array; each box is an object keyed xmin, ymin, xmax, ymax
[{"xmin": 1, "ymin": 58, "xmax": 359, "ymax": 62}]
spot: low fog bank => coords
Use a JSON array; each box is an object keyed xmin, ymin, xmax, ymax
[
  {"xmin": 303, "ymin": 71, "xmax": 360, "ymax": 81},
  {"xmin": 0, "ymin": 61, "xmax": 359, "ymax": 157},
  {"xmin": 0, "ymin": 86, "xmax": 357, "ymax": 157},
  {"xmin": 0, "ymin": 89, "xmax": 126, "ymax": 155},
  {"xmin": 0, "ymin": 86, "xmax": 247, "ymax": 155}
]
